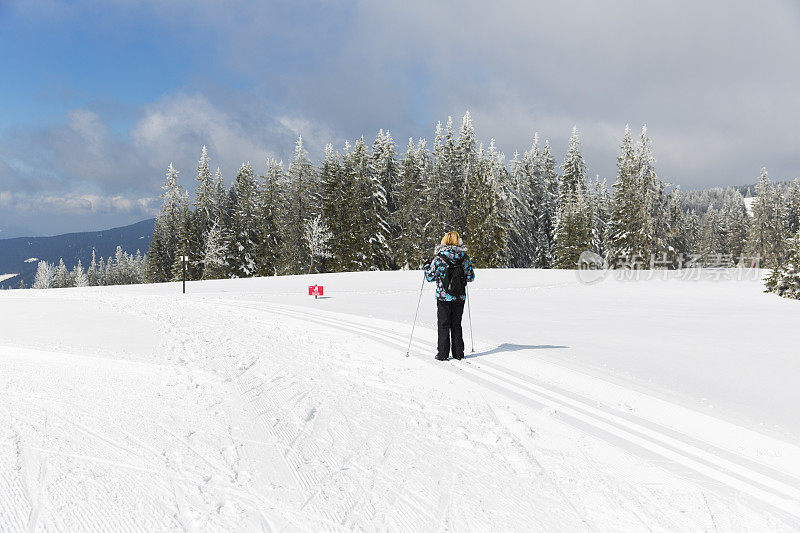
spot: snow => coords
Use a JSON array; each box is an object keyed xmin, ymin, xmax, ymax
[
  {"xmin": 1, "ymin": 269, "xmax": 799, "ymax": 530},
  {"xmin": 744, "ymin": 196, "xmax": 757, "ymax": 216}
]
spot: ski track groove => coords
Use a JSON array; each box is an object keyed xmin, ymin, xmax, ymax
[
  {"xmin": 0, "ymin": 339, "xmax": 238, "ymax": 532},
  {"xmin": 242, "ymin": 384, "xmax": 316, "ymax": 494},
  {"xmin": 210, "ymin": 298, "xmax": 567, "ymax": 530},
  {"xmin": 483, "ymin": 401, "xmax": 599, "ymax": 530},
  {"xmin": 211, "ymin": 298, "xmax": 800, "ymax": 528},
  {"xmin": 0, "ymin": 408, "xmax": 31, "ymax": 533},
  {"xmin": 456, "ymin": 360, "xmax": 800, "ymax": 513}
]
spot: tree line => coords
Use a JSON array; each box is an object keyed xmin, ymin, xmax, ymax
[
  {"xmin": 21, "ymin": 111, "xmax": 800, "ymax": 300},
  {"xmin": 146, "ymin": 113, "xmax": 800, "ymax": 280},
  {"xmin": 30, "ymin": 247, "xmax": 146, "ymax": 289}
]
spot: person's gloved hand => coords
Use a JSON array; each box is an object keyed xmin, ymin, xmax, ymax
[{"xmin": 423, "ymin": 258, "xmax": 432, "ymax": 270}]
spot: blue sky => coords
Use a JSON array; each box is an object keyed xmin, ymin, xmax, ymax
[{"xmin": 1, "ymin": 0, "xmax": 800, "ymax": 237}]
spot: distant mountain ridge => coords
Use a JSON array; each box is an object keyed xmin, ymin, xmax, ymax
[{"xmin": 0, "ymin": 218, "xmax": 155, "ymax": 288}]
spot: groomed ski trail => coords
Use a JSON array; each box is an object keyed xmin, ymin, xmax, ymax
[
  {"xmin": 206, "ymin": 297, "xmax": 800, "ymax": 527},
  {"xmin": 3, "ymin": 283, "xmax": 798, "ymax": 531}
]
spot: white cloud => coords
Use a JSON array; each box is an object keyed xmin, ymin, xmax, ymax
[
  {"xmin": 277, "ymin": 115, "xmax": 341, "ymax": 155},
  {"xmin": 131, "ymin": 93, "xmax": 284, "ymax": 174},
  {"xmin": 0, "ymin": 91, "xmax": 327, "ymax": 203},
  {"xmin": 0, "ymin": 190, "xmax": 158, "ymax": 216}
]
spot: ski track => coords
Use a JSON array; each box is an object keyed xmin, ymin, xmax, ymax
[
  {"xmin": 1, "ymin": 289, "xmax": 798, "ymax": 531},
  {"xmin": 0, "ymin": 337, "xmax": 263, "ymax": 532},
  {"xmin": 207, "ymin": 297, "xmax": 800, "ymax": 529},
  {"xmin": 154, "ymin": 295, "xmax": 638, "ymax": 530}
]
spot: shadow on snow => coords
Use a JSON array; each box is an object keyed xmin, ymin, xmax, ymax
[{"xmin": 465, "ymin": 343, "xmax": 568, "ymax": 359}]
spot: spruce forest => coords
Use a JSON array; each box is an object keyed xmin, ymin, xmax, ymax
[{"xmin": 145, "ymin": 113, "xmax": 799, "ymax": 292}]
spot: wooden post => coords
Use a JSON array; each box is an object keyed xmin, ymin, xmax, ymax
[{"xmin": 180, "ymin": 255, "xmax": 188, "ymax": 294}]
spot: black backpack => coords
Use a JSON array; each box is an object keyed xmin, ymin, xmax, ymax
[{"xmin": 438, "ymin": 253, "xmax": 467, "ymax": 297}]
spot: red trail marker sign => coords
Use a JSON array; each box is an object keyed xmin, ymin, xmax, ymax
[{"xmin": 308, "ymin": 285, "xmax": 323, "ymax": 299}]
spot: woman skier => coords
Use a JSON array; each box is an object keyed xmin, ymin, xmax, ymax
[{"xmin": 424, "ymin": 231, "xmax": 475, "ymax": 360}]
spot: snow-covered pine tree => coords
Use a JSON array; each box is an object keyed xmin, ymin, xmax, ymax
[
  {"xmin": 484, "ymin": 140, "xmax": 519, "ymax": 267},
  {"xmin": 367, "ymin": 131, "xmax": 395, "ymax": 270},
  {"xmin": 202, "ymin": 218, "xmax": 228, "ymax": 279},
  {"xmin": 606, "ymin": 125, "xmax": 672, "ymax": 268},
  {"xmin": 219, "ymin": 175, "xmax": 236, "ymax": 237},
  {"xmin": 486, "ymin": 141, "xmax": 512, "ymax": 266},
  {"xmin": 72, "ymin": 260, "xmax": 88, "ymax": 287},
  {"xmin": 33, "ymin": 261, "xmax": 53, "ymax": 289},
  {"xmin": 320, "ymin": 144, "xmax": 346, "ymax": 272},
  {"xmin": 606, "ymin": 125, "xmax": 640, "ymax": 266},
  {"xmin": 784, "ymin": 179, "xmax": 800, "ymax": 236},
  {"xmin": 133, "ymin": 250, "xmax": 146, "ymax": 283},
  {"xmin": 256, "ymin": 158, "xmax": 284, "ymax": 276},
  {"xmin": 87, "ymin": 249, "xmax": 99, "ymax": 286},
  {"xmin": 453, "ymin": 111, "xmax": 476, "ymax": 233},
  {"xmin": 370, "ymin": 130, "xmax": 399, "ymax": 268},
  {"xmin": 591, "ymin": 176, "xmax": 611, "ymax": 258},
  {"xmin": 516, "ymin": 137, "xmax": 540, "ymax": 263},
  {"xmin": 104, "ymin": 254, "xmax": 115, "ymax": 285},
  {"xmin": 394, "ymin": 138, "xmax": 429, "ymax": 269},
  {"xmin": 97, "ymin": 257, "xmax": 106, "ymax": 285},
  {"xmin": 170, "ymin": 206, "xmax": 194, "ymax": 281},
  {"xmin": 699, "ymin": 206, "xmax": 724, "ymax": 265},
  {"xmin": 666, "ymin": 191, "xmax": 697, "ymax": 266},
  {"xmin": 465, "ymin": 144, "xmax": 509, "ymax": 267},
  {"xmin": 429, "ymin": 117, "xmax": 458, "ymax": 238},
  {"xmin": 533, "ymin": 139, "xmax": 559, "ymax": 268},
  {"xmin": 116, "ymin": 246, "xmax": 133, "ymax": 284},
  {"xmin": 553, "ymin": 185, "xmax": 593, "ymax": 269},
  {"xmin": 194, "ymin": 146, "xmax": 215, "ymax": 227},
  {"xmin": 559, "ymin": 126, "xmax": 588, "ymax": 200},
  {"xmin": 303, "ymin": 214, "xmax": 333, "ymax": 274},
  {"xmin": 511, "ymin": 132, "xmax": 556, "ymax": 268},
  {"xmin": 53, "ymin": 258, "xmax": 71, "ymax": 288},
  {"xmin": 212, "ymin": 167, "xmax": 227, "ymax": 221},
  {"xmin": 103, "ymin": 252, "xmax": 114, "ymax": 285},
  {"xmin": 465, "ymin": 148, "xmax": 492, "ymax": 268},
  {"xmin": 637, "ymin": 126, "xmax": 671, "ymax": 263},
  {"xmin": 683, "ymin": 209, "xmax": 701, "ymax": 261},
  {"xmin": 507, "ymin": 149, "xmax": 536, "ymax": 267},
  {"xmin": 187, "ymin": 146, "xmax": 215, "ymax": 279},
  {"xmin": 147, "ymin": 163, "xmax": 188, "ymax": 282},
  {"xmin": 333, "ymin": 141, "xmax": 359, "ymax": 271},
  {"xmin": 227, "ymin": 162, "xmax": 260, "ymax": 277},
  {"xmin": 346, "ymin": 137, "xmax": 373, "ymax": 270},
  {"xmin": 765, "ymin": 229, "xmax": 800, "ymax": 298},
  {"xmin": 281, "ymin": 136, "xmax": 319, "ymax": 274},
  {"xmin": 109, "ymin": 248, "xmax": 120, "ymax": 285},
  {"xmin": 553, "ymin": 127, "xmax": 593, "ymax": 268},
  {"xmin": 145, "ymin": 231, "xmax": 167, "ymax": 283},
  {"xmin": 746, "ymin": 168, "xmax": 787, "ymax": 267},
  {"xmin": 721, "ymin": 190, "xmax": 749, "ymax": 262}
]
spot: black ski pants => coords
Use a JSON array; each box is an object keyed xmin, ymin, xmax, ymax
[{"xmin": 437, "ymin": 299, "xmax": 465, "ymax": 360}]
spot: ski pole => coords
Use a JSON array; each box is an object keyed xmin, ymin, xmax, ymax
[
  {"xmin": 406, "ymin": 271, "xmax": 426, "ymax": 357},
  {"xmin": 466, "ymin": 283, "xmax": 475, "ymax": 353}
]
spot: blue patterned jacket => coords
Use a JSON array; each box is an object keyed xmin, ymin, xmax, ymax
[{"xmin": 424, "ymin": 245, "xmax": 475, "ymax": 301}]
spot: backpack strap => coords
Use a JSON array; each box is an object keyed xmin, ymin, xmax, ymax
[{"xmin": 438, "ymin": 253, "xmax": 454, "ymax": 267}]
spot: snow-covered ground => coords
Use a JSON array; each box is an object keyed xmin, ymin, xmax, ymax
[{"xmin": 1, "ymin": 269, "xmax": 799, "ymax": 531}]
